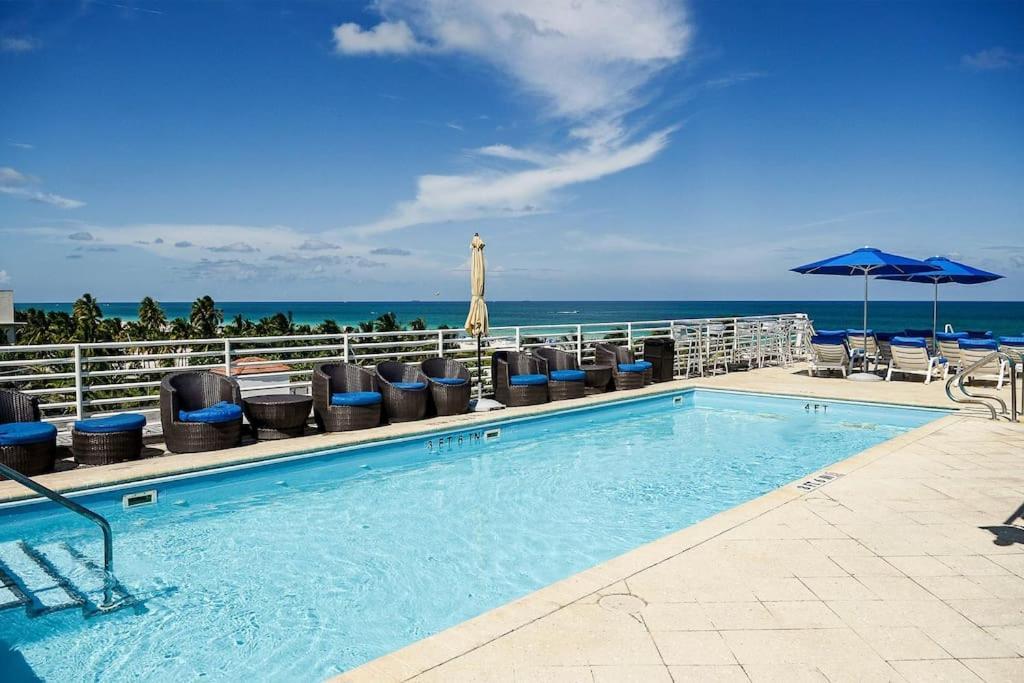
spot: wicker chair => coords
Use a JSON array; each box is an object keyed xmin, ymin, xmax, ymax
[
  {"xmin": 376, "ymin": 361, "xmax": 429, "ymax": 422},
  {"xmin": 595, "ymin": 342, "xmax": 647, "ymax": 390},
  {"xmin": 312, "ymin": 363, "xmax": 381, "ymax": 432},
  {"xmin": 421, "ymin": 358, "xmax": 472, "ymax": 416},
  {"xmin": 0, "ymin": 388, "xmax": 56, "ymax": 476},
  {"xmin": 491, "ymin": 351, "xmax": 549, "ymax": 407},
  {"xmin": 160, "ymin": 371, "xmax": 243, "ymax": 454},
  {"xmin": 534, "ymin": 347, "xmax": 586, "ymax": 401}
]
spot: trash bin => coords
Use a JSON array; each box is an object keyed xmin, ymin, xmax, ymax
[{"xmin": 642, "ymin": 338, "xmax": 676, "ymax": 382}]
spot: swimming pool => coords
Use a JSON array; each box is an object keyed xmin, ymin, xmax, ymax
[{"xmin": 0, "ymin": 389, "xmax": 941, "ymax": 681}]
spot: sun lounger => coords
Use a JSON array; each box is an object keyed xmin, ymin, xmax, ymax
[
  {"xmin": 958, "ymin": 339, "xmax": 1008, "ymax": 389},
  {"xmin": 809, "ymin": 334, "xmax": 850, "ymax": 377},
  {"xmin": 886, "ymin": 336, "xmax": 947, "ymax": 384},
  {"xmin": 846, "ymin": 329, "xmax": 880, "ymax": 371},
  {"xmin": 936, "ymin": 331, "xmax": 968, "ymax": 374}
]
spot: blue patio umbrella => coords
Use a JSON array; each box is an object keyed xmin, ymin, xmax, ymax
[
  {"xmin": 791, "ymin": 247, "xmax": 939, "ymax": 380},
  {"xmin": 877, "ymin": 256, "xmax": 1003, "ymax": 344}
]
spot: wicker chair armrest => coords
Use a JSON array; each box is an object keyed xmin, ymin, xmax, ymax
[{"xmin": 0, "ymin": 388, "xmax": 41, "ymax": 423}]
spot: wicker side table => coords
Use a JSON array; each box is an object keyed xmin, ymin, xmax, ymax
[
  {"xmin": 581, "ymin": 364, "xmax": 613, "ymax": 394},
  {"xmin": 243, "ymin": 394, "xmax": 313, "ymax": 440}
]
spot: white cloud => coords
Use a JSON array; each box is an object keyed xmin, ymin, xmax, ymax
[
  {"xmin": 0, "ymin": 270, "xmax": 9, "ymax": 284},
  {"xmin": 961, "ymin": 47, "xmax": 1024, "ymax": 71},
  {"xmin": 0, "ymin": 166, "xmax": 85, "ymax": 209},
  {"xmin": 1, "ymin": 36, "xmax": 39, "ymax": 53},
  {"xmin": 333, "ymin": 20, "xmax": 424, "ymax": 55},
  {"xmin": 7, "ymin": 141, "xmax": 34, "ymax": 150},
  {"xmin": 335, "ymin": 1, "xmax": 692, "ymax": 234}
]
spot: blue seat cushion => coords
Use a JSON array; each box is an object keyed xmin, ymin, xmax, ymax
[
  {"xmin": 959, "ymin": 338, "xmax": 998, "ymax": 351},
  {"xmin": 998, "ymin": 336, "xmax": 1024, "ymax": 347},
  {"xmin": 550, "ymin": 369, "xmax": 586, "ymax": 382},
  {"xmin": 634, "ymin": 360, "xmax": 653, "ymax": 370},
  {"xmin": 816, "ymin": 329, "xmax": 846, "ymax": 337},
  {"xmin": 178, "ymin": 401, "xmax": 242, "ymax": 424},
  {"xmin": 936, "ymin": 331, "xmax": 968, "ymax": 342},
  {"xmin": 510, "ymin": 373, "xmax": 547, "ymax": 386},
  {"xmin": 430, "ymin": 377, "xmax": 468, "ymax": 386},
  {"xmin": 330, "ymin": 391, "xmax": 382, "ymax": 407},
  {"xmin": 392, "ymin": 381, "xmax": 426, "ymax": 391},
  {"xmin": 891, "ymin": 336, "xmax": 928, "ymax": 348},
  {"xmin": 75, "ymin": 413, "xmax": 146, "ymax": 434},
  {"xmin": 618, "ymin": 363, "xmax": 647, "ymax": 373},
  {"xmin": 811, "ymin": 334, "xmax": 845, "ymax": 345},
  {"xmin": 874, "ymin": 331, "xmax": 896, "ymax": 342},
  {"xmin": 0, "ymin": 422, "xmax": 57, "ymax": 446}
]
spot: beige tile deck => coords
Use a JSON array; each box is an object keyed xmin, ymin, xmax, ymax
[{"xmin": 2, "ymin": 363, "xmax": 1021, "ymax": 681}]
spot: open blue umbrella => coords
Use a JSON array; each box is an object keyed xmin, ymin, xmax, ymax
[
  {"xmin": 791, "ymin": 247, "xmax": 939, "ymax": 380},
  {"xmin": 877, "ymin": 256, "xmax": 1003, "ymax": 344}
]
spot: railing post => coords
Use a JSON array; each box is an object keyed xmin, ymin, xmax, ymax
[
  {"xmin": 224, "ymin": 338, "xmax": 232, "ymax": 377},
  {"xmin": 668, "ymin": 321, "xmax": 677, "ymax": 378},
  {"xmin": 515, "ymin": 327, "xmax": 522, "ymax": 351},
  {"xmin": 437, "ymin": 330, "xmax": 445, "ymax": 357},
  {"xmin": 627, "ymin": 322, "xmax": 633, "ymax": 349},
  {"xmin": 343, "ymin": 333, "xmax": 350, "ymax": 362},
  {"xmin": 73, "ymin": 344, "xmax": 84, "ymax": 420},
  {"xmin": 576, "ymin": 324, "xmax": 583, "ymax": 365}
]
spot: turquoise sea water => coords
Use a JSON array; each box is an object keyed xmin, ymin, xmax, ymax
[
  {"xmin": 0, "ymin": 390, "xmax": 940, "ymax": 681},
  {"xmin": 17, "ymin": 300, "xmax": 1024, "ymax": 338}
]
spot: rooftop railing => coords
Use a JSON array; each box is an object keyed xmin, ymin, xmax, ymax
[{"xmin": 0, "ymin": 313, "xmax": 810, "ymax": 433}]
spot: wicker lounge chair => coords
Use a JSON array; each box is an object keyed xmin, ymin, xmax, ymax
[
  {"xmin": 534, "ymin": 347, "xmax": 586, "ymax": 401},
  {"xmin": 809, "ymin": 334, "xmax": 850, "ymax": 377},
  {"xmin": 421, "ymin": 358, "xmax": 471, "ymax": 416},
  {"xmin": 160, "ymin": 371, "xmax": 243, "ymax": 453},
  {"xmin": 491, "ymin": 351, "xmax": 549, "ymax": 407},
  {"xmin": 376, "ymin": 361, "xmax": 429, "ymax": 422},
  {"xmin": 886, "ymin": 337, "xmax": 947, "ymax": 384},
  {"xmin": 312, "ymin": 363, "xmax": 381, "ymax": 432},
  {"xmin": 594, "ymin": 342, "xmax": 647, "ymax": 390},
  {"xmin": 0, "ymin": 388, "xmax": 57, "ymax": 476}
]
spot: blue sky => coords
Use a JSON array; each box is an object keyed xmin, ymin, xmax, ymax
[{"xmin": 1, "ymin": 0, "xmax": 1021, "ymax": 302}]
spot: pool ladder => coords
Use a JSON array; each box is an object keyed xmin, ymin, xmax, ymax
[
  {"xmin": 945, "ymin": 351, "xmax": 1020, "ymax": 422},
  {"xmin": 0, "ymin": 463, "xmax": 132, "ymax": 618}
]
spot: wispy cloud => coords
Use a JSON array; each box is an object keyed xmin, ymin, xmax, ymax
[
  {"xmin": 702, "ymin": 71, "xmax": 766, "ymax": 89},
  {"xmin": 0, "ymin": 166, "xmax": 85, "ymax": 209},
  {"xmin": 68, "ymin": 231, "xmax": 94, "ymax": 241},
  {"xmin": 1, "ymin": 36, "xmax": 39, "ymax": 53},
  {"xmin": 208, "ymin": 241, "xmax": 259, "ymax": 253},
  {"xmin": 370, "ymin": 247, "xmax": 412, "ymax": 256},
  {"xmin": 961, "ymin": 47, "xmax": 1024, "ymax": 71},
  {"xmin": 0, "ymin": 270, "xmax": 9, "ymax": 284},
  {"xmin": 297, "ymin": 239, "xmax": 341, "ymax": 251},
  {"xmin": 334, "ymin": 0, "xmax": 692, "ymax": 235},
  {"xmin": 6, "ymin": 141, "xmax": 34, "ymax": 150}
]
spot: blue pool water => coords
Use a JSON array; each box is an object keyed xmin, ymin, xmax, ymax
[{"xmin": 0, "ymin": 390, "xmax": 941, "ymax": 681}]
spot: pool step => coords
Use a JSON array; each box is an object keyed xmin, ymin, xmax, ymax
[{"xmin": 0, "ymin": 541, "xmax": 133, "ymax": 618}]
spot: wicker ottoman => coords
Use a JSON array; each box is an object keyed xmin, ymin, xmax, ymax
[
  {"xmin": 243, "ymin": 394, "xmax": 313, "ymax": 440},
  {"xmin": 72, "ymin": 413, "xmax": 146, "ymax": 465},
  {"xmin": 0, "ymin": 422, "xmax": 58, "ymax": 476}
]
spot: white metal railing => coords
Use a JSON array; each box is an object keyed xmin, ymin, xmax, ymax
[{"xmin": 0, "ymin": 313, "xmax": 810, "ymax": 432}]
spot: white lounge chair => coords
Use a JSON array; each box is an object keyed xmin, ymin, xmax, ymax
[
  {"xmin": 809, "ymin": 334, "xmax": 850, "ymax": 377},
  {"xmin": 958, "ymin": 339, "xmax": 1008, "ymax": 389},
  {"xmin": 936, "ymin": 332, "xmax": 968, "ymax": 374},
  {"xmin": 846, "ymin": 329, "xmax": 880, "ymax": 372},
  {"xmin": 886, "ymin": 336, "xmax": 947, "ymax": 384}
]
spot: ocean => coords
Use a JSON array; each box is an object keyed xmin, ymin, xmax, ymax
[{"xmin": 15, "ymin": 300, "xmax": 1024, "ymax": 338}]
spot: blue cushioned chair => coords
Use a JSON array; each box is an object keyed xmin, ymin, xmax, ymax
[
  {"xmin": 160, "ymin": 371, "xmax": 243, "ymax": 454},
  {"xmin": 534, "ymin": 346, "xmax": 586, "ymax": 401},
  {"xmin": 376, "ymin": 361, "xmax": 430, "ymax": 422},
  {"xmin": 595, "ymin": 342, "xmax": 649, "ymax": 390},
  {"xmin": 886, "ymin": 337, "xmax": 946, "ymax": 384},
  {"xmin": 958, "ymin": 338, "xmax": 1008, "ymax": 388},
  {"xmin": 420, "ymin": 358, "xmax": 472, "ymax": 416},
  {"xmin": 0, "ymin": 388, "xmax": 57, "ymax": 476},
  {"xmin": 492, "ymin": 351, "xmax": 549, "ymax": 407},
  {"xmin": 313, "ymin": 363, "xmax": 381, "ymax": 432}
]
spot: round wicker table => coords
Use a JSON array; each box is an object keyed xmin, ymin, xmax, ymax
[
  {"xmin": 581, "ymin": 364, "xmax": 613, "ymax": 394},
  {"xmin": 242, "ymin": 394, "xmax": 313, "ymax": 440}
]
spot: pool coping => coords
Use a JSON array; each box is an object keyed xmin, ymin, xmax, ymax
[
  {"xmin": 332, "ymin": 411, "xmax": 962, "ymax": 681},
  {"xmin": 0, "ymin": 376, "xmax": 951, "ymax": 506}
]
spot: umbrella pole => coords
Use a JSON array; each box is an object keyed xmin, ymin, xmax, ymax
[
  {"xmin": 476, "ymin": 333, "xmax": 483, "ymax": 400},
  {"xmin": 932, "ymin": 281, "xmax": 939, "ymax": 352},
  {"xmin": 863, "ymin": 270, "xmax": 869, "ymax": 366}
]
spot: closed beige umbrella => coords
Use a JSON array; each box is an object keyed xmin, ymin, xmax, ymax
[{"xmin": 464, "ymin": 233, "xmax": 489, "ymax": 399}]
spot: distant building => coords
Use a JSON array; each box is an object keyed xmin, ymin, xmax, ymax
[
  {"xmin": 0, "ymin": 291, "xmax": 24, "ymax": 345},
  {"xmin": 212, "ymin": 356, "xmax": 299, "ymax": 396}
]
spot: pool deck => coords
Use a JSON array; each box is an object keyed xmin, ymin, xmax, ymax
[{"xmin": 2, "ymin": 365, "xmax": 1023, "ymax": 681}]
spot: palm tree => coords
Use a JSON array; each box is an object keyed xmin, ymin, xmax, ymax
[
  {"xmin": 315, "ymin": 319, "xmax": 342, "ymax": 335},
  {"xmin": 137, "ymin": 297, "xmax": 167, "ymax": 339},
  {"xmin": 72, "ymin": 293, "xmax": 103, "ymax": 342},
  {"xmin": 16, "ymin": 308, "xmax": 49, "ymax": 345},
  {"xmin": 408, "ymin": 317, "xmax": 428, "ymax": 331},
  {"xmin": 168, "ymin": 317, "xmax": 192, "ymax": 340},
  {"xmin": 373, "ymin": 312, "xmax": 402, "ymax": 333},
  {"xmin": 189, "ymin": 295, "xmax": 223, "ymax": 339},
  {"xmin": 223, "ymin": 314, "xmax": 254, "ymax": 337}
]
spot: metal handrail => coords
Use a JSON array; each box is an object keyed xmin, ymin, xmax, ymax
[
  {"xmin": 0, "ymin": 463, "xmax": 115, "ymax": 608},
  {"xmin": 945, "ymin": 350, "xmax": 1018, "ymax": 421}
]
